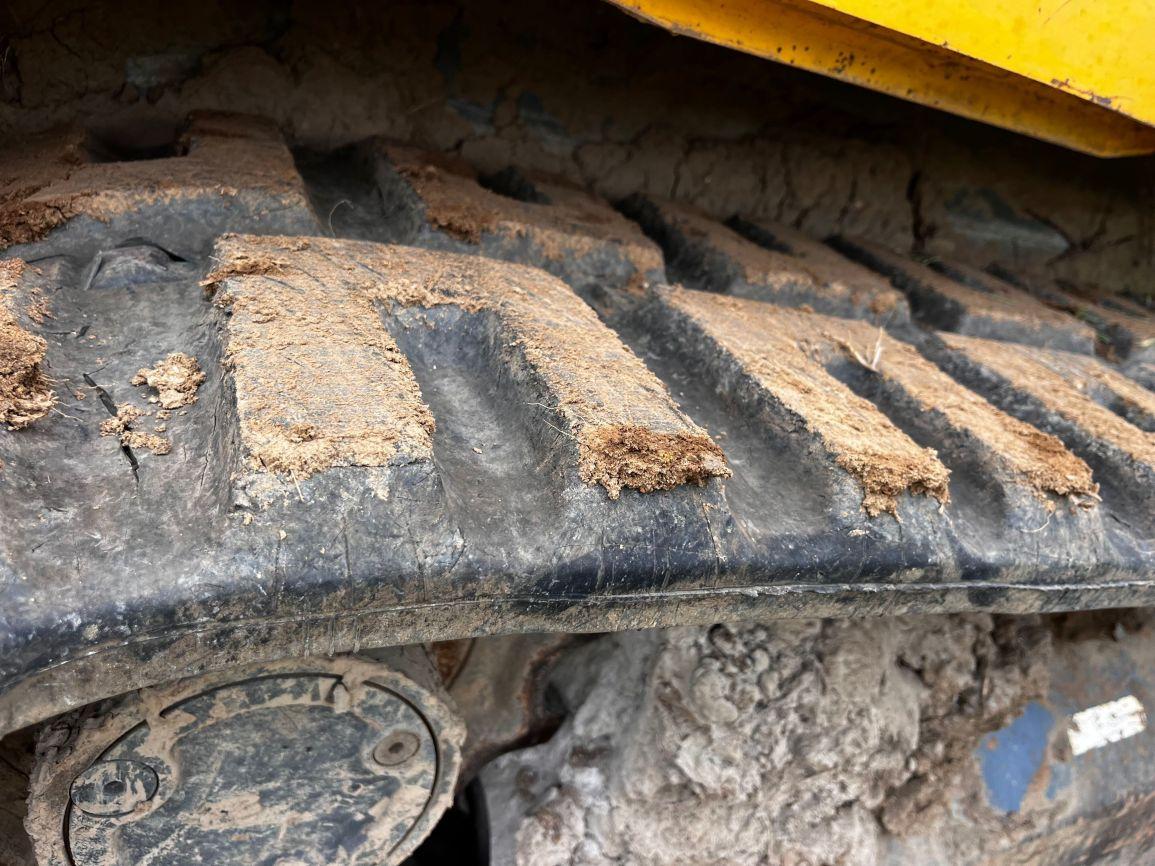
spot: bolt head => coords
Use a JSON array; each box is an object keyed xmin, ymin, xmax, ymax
[
  {"xmin": 70, "ymin": 760, "xmax": 158, "ymax": 817},
  {"xmin": 373, "ymin": 730, "xmax": 421, "ymax": 767}
]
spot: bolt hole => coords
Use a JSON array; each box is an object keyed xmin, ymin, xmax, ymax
[
  {"xmin": 373, "ymin": 730, "xmax": 421, "ymax": 767},
  {"xmin": 102, "ymin": 780, "xmax": 126, "ymax": 799}
]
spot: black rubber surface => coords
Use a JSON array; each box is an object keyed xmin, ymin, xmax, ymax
[{"xmin": 2, "ymin": 130, "xmax": 1154, "ymax": 733}]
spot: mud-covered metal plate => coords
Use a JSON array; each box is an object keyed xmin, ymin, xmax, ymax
[{"xmin": 27, "ymin": 656, "xmax": 464, "ymax": 866}]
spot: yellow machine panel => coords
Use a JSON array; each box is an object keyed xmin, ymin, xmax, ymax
[{"xmin": 606, "ymin": 0, "xmax": 1155, "ymax": 156}]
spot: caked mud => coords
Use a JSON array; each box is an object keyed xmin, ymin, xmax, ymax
[
  {"xmin": 484, "ymin": 614, "xmax": 1057, "ymax": 866},
  {"xmin": 0, "ymin": 259, "xmax": 54, "ymax": 432}
]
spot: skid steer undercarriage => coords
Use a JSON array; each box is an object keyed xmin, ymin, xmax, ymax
[{"xmin": 1, "ymin": 0, "xmax": 1154, "ymax": 863}]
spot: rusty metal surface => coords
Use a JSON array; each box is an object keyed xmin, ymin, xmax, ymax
[{"xmin": 450, "ymin": 634, "xmax": 577, "ymax": 782}]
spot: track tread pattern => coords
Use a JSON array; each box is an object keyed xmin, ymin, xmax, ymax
[
  {"xmin": 620, "ymin": 193, "xmax": 908, "ymax": 320},
  {"xmin": 372, "ymin": 143, "xmax": 664, "ymax": 304},
  {"xmin": 656, "ymin": 286, "xmax": 1099, "ymax": 516},
  {"xmin": 2, "ymin": 112, "xmax": 1155, "ymax": 732},
  {"xmin": 208, "ymin": 233, "xmax": 727, "ymax": 498},
  {"xmin": 0, "ymin": 112, "xmax": 318, "ymax": 259},
  {"xmin": 832, "ymin": 236, "xmax": 1097, "ymax": 353}
]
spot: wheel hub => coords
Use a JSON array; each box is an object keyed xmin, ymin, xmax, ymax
[{"xmin": 28, "ymin": 655, "xmax": 463, "ymax": 866}]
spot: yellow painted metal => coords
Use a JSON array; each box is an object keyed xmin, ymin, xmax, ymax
[
  {"xmin": 605, "ymin": 0, "xmax": 1155, "ymax": 156},
  {"xmin": 810, "ymin": 0, "xmax": 1152, "ymax": 122}
]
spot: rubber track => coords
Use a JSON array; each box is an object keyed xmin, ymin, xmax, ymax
[{"xmin": 1, "ymin": 113, "xmax": 1154, "ymax": 733}]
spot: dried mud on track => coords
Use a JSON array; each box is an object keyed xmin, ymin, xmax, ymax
[{"xmin": 0, "ymin": 260, "xmax": 54, "ymax": 431}]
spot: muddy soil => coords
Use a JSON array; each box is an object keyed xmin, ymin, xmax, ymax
[
  {"xmin": 483, "ymin": 614, "xmax": 1055, "ymax": 866},
  {"xmin": 131, "ymin": 352, "xmax": 204, "ymax": 409},
  {"xmin": 0, "ymin": 259, "xmax": 54, "ymax": 431}
]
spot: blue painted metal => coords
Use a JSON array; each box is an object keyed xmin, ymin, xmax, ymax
[
  {"xmin": 961, "ymin": 619, "xmax": 1155, "ymax": 863},
  {"xmin": 977, "ymin": 701, "xmax": 1055, "ymax": 813}
]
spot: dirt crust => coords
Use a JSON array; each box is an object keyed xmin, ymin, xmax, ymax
[
  {"xmin": 940, "ymin": 333, "xmax": 1155, "ymax": 470},
  {"xmin": 847, "ymin": 240, "xmax": 1095, "ymax": 346},
  {"xmin": 0, "ymin": 112, "xmax": 310, "ymax": 251},
  {"xmin": 131, "ymin": 352, "xmax": 205, "ymax": 409},
  {"xmin": 1085, "ymin": 302, "xmax": 1155, "ymax": 351},
  {"xmin": 1026, "ymin": 276, "xmax": 1155, "ymax": 355},
  {"xmin": 98, "ymin": 402, "xmax": 144, "ymax": 437},
  {"xmin": 98, "ymin": 403, "xmax": 171, "ymax": 455},
  {"xmin": 662, "ymin": 286, "xmax": 949, "ymax": 516},
  {"xmin": 828, "ymin": 320, "xmax": 1097, "ymax": 506},
  {"xmin": 0, "ymin": 132, "xmax": 89, "ymax": 249},
  {"xmin": 206, "ymin": 234, "xmax": 728, "ymax": 496},
  {"xmin": 485, "ymin": 614, "xmax": 1053, "ymax": 866},
  {"xmin": 0, "ymin": 259, "xmax": 55, "ymax": 429},
  {"xmin": 382, "ymin": 144, "xmax": 664, "ymax": 278},
  {"xmin": 121, "ymin": 428, "xmax": 172, "ymax": 455},
  {"xmin": 207, "ymin": 236, "xmax": 436, "ymax": 478},
  {"xmin": 736, "ymin": 215, "xmax": 908, "ymax": 316},
  {"xmin": 663, "ymin": 286, "xmax": 1099, "ymax": 513},
  {"xmin": 939, "ymin": 261, "xmax": 1098, "ymax": 346}
]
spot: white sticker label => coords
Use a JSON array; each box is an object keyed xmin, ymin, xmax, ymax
[{"xmin": 1068, "ymin": 695, "xmax": 1147, "ymax": 756}]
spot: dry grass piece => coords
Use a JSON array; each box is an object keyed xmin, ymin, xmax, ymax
[{"xmin": 837, "ymin": 327, "xmax": 885, "ymax": 373}]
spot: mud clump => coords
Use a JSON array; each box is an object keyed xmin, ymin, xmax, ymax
[
  {"xmin": 878, "ymin": 616, "xmax": 1051, "ymax": 837},
  {"xmin": 131, "ymin": 353, "xmax": 205, "ymax": 409},
  {"xmin": 0, "ymin": 317, "xmax": 54, "ymax": 430},
  {"xmin": 121, "ymin": 430, "xmax": 172, "ymax": 455},
  {"xmin": 484, "ymin": 614, "xmax": 1051, "ymax": 866},
  {"xmin": 579, "ymin": 426, "xmax": 731, "ymax": 500},
  {"xmin": 99, "ymin": 403, "xmax": 171, "ymax": 455},
  {"xmin": 98, "ymin": 403, "xmax": 144, "ymax": 436},
  {"xmin": 1, "ymin": 259, "xmax": 55, "ymax": 430},
  {"xmin": 837, "ymin": 449, "xmax": 951, "ymax": 518}
]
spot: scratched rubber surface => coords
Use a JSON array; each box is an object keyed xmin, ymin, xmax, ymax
[{"xmin": 1, "ymin": 113, "xmax": 1154, "ymax": 734}]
